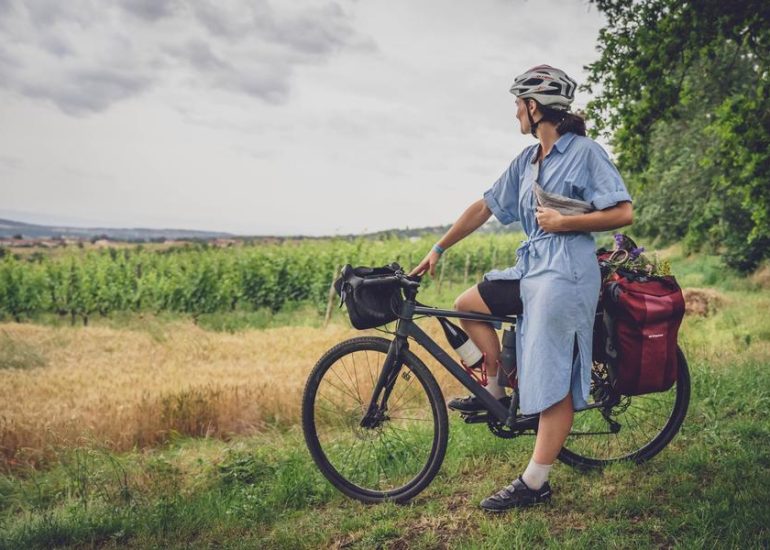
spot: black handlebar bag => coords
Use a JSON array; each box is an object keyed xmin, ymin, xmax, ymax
[{"xmin": 333, "ymin": 263, "xmax": 404, "ymax": 329}]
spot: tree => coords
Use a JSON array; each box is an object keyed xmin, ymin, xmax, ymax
[{"xmin": 585, "ymin": 0, "xmax": 770, "ymax": 271}]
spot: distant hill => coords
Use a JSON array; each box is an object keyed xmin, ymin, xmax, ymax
[
  {"xmin": 353, "ymin": 218, "xmax": 520, "ymax": 240},
  {"xmin": 0, "ymin": 217, "xmax": 521, "ymax": 242},
  {"xmin": 0, "ymin": 219, "xmax": 234, "ymax": 241}
]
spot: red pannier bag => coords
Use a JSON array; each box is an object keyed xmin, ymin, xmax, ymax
[{"xmin": 602, "ymin": 270, "xmax": 685, "ymax": 396}]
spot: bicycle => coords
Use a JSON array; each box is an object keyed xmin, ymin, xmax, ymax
[{"xmin": 301, "ymin": 266, "xmax": 690, "ymax": 504}]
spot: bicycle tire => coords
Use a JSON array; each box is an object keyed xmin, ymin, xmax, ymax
[
  {"xmin": 302, "ymin": 336, "xmax": 448, "ymax": 503},
  {"xmin": 558, "ymin": 346, "xmax": 690, "ymax": 469}
]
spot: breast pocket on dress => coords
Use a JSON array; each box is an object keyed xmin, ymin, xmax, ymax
[{"xmin": 566, "ymin": 178, "xmax": 588, "ymax": 202}]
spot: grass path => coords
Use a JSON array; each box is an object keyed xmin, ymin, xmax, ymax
[{"xmin": 1, "ymin": 349, "xmax": 769, "ymax": 548}]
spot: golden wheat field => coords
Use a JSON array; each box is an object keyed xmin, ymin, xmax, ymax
[
  {"xmin": 2, "ymin": 285, "xmax": 768, "ymax": 473},
  {"xmin": 0, "ymin": 320, "xmax": 468, "ymax": 471}
]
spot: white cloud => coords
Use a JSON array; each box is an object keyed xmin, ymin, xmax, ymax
[{"xmin": 0, "ymin": 0, "xmax": 369, "ymax": 113}]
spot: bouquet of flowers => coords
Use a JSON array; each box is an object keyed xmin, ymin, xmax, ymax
[{"xmin": 600, "ymin": 233, "xmax": 672, "ymax": 282}]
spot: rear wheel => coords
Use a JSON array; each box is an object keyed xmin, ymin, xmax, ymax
[
  {"xmin": 302, "ymin": 336, "xmax": 448, "ymax": 503},
  {"xmin": 558, "ymin": 347, "xmax": 690, "ymax": 468}
]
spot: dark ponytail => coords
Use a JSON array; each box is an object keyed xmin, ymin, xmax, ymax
[
  {"xmin": 556, "ymin": 112, "xmax": 586, "ymax": 136},
  {"xmin": 537, "ymin": 103, "xmax": 587, "ymax": 136}
]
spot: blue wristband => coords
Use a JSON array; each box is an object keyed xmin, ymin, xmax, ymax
[{"xmin": 433, "ymin": 243, "xmax": 445, "ymax": 255}]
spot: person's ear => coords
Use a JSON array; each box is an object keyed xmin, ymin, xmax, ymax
[{"xmin": 527, "ymin": 99, "xmax": 537, "ymax": 115}]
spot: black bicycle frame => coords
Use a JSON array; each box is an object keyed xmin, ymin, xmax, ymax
[
  {"xmin": 360, "ymin": 284, "xmax": 619, "ymax": 432},
  {"xmin": 361, "ymin": 288, "xmax": 520, "ymax": 428}
]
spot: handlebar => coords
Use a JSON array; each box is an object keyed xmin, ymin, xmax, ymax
[{"xmin": 359, "ymin": 271, "xmax": 422, "ymax": 289}]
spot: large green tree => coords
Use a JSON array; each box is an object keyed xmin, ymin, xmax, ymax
[{"xmin": 585, "ymin": 0, "xmax": 770, "ymax": 271}]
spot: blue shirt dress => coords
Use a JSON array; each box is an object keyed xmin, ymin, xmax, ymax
[{"xmin": 482, "ymin": 132, "xmax": 632, "ymax": 415}]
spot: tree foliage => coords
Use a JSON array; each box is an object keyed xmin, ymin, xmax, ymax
[{"xmin": 585, "ymin": 0, "xmax": 770, "ymax": 271}]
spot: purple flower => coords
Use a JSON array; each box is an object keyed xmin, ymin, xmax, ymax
[
  {"xmin": 614, "ymin": 233, "xmax": 624, "ymax": 249},
  {"xmin": 629, "ymin": 246, "xmax": 645, "ymax": 260}
]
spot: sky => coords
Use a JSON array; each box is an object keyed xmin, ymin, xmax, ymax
[{"xmin": 0, "ymin": 0, "xmax": 608, "ymax": 236}]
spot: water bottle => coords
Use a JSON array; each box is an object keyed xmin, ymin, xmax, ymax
[
  {"xmin": 436, "ymin": 316, "xmax": 484, "ymax": 370},
  {"xmin": 497, "ymin": 327, "xmax": 517, "ymax": 388}
]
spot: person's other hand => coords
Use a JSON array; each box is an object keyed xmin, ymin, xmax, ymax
[
  {"xmin": 409, "ymin": 249, "xmax": 441, "ymax": 277},
  {"xmin": 535, "ymin": 206, "xmax": 565, "ymax": 232}
]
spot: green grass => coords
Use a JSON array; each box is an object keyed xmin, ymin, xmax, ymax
[
  {"xmin": 1, "ymin": 247, "xmax": 769, "ymax": 548},
  {"xmin": 661, "ymin": 243, "xmax": 767, "ymax": 292},
  {"xmin": 1, "ymin": 348, "xmax": 768, "ymax": 548}
]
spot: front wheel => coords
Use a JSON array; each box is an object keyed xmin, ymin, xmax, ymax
[
  {"xmin": 558, "ymin": 346, "xmax": 690, "ymax": 468},
  {"xmin": 302, "ymin": 336, "xmax": 448, "ymax": 503}
]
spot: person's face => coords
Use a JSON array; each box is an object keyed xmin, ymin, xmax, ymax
[{"xmin": 515, "ymin": 97, "xmax": 532, "ymax": 134}]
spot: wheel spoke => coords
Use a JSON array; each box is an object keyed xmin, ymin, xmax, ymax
[
  {"xmin": 388, "ymin": 415, "xmax": 432, "ymax": 422},
  {"xmin": 349, "ymin": 353, "xmax": 364, "ymax": 405},
  {"xmin": 330, "ymin": 363, "xmax": 362, "ymax": 405},
  {"xmin": 322, "ymin": 374, "xmax": 361, "ymax": 405}
]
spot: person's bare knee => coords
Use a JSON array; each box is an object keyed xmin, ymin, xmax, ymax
[
  {"xmin": 452, "ymin": 289, "xmax": 470, "ymax": 312},
  {"xmin": 453, "ymin": 286, "xmax": 499, "ymax": 374},
  {"xmin": 454, "ymin": 285, "xmax": 491, "ymax": 314}
]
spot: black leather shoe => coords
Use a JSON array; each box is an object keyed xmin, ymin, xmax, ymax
[
  {"xmin": 480, "ymin": 476, "xmax": 552, "ymax": 512},
  {"xmin": 447, "ymin": 394, "xmax": 510, "ymax": 413}
]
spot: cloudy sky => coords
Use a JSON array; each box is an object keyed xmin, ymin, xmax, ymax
[{"xmin": 0, "ymin": 0, "xmax": 608, "ymax": 236}]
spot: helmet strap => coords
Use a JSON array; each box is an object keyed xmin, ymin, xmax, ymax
[{"xmin": 526, "ymin": 100, "xmax": 541, "ymax": 137}]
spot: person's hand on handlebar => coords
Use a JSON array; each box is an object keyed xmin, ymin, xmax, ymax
[{"xmin": 409, "ymin": 246, "xmax": 442, "ymax": 277}]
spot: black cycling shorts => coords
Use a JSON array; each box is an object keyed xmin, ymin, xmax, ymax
[{"xmin": 477, "ymin": 278, "xmax": 524, "ymax": 317}]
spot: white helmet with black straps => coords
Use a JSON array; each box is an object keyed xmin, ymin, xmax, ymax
[{"xmin": 510, "ymin": 65, "xmax": 577, "ymax": 111}]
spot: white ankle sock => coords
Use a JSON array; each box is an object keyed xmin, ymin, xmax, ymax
[
  {"xmin": 485, "ymin": 375, "xmax": 506, "ymax": 399},
  {"xmin": 521, "ymin": 459, "xmax": 553, "ymax": 490}
]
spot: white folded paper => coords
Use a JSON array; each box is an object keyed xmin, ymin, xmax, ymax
[{"xmin": 534, "ymin": 182, "xmax": 595, "ymax": 216}]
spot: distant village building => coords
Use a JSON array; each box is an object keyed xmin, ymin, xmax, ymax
[
  {"xmin": 0, "ymin": 238, "xmax": 37, "ymax": 247},
  {"xmin": 212, "ymin": 238, "xmax": 239, "ymax": 247}
]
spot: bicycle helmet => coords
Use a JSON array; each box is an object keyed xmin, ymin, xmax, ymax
[{"xmin": 510, "ymin": 65, "xmax": 576, "ymax": 111}]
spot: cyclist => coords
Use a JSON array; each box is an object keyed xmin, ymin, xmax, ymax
[{"xmin": 410, "ymin": 65, "xmax": 633, "ymax": 511}]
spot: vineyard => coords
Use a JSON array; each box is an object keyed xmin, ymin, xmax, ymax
[{"xmin": 0, "ymin": 233, "xmax": 527, "ymax": 324}]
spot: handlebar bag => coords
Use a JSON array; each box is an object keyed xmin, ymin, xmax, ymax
[
  {"xmin": 603, "ymin": 270, "xmax": 685, "ymax": 395},
  {"xmin": 333, "ymin": 263, "xmax": 404, "ymax": 330}
]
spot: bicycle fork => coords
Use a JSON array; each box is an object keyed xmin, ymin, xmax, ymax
[{"xmin": 359, "ymin": 335, "xmax": 407, "ymax": 429}]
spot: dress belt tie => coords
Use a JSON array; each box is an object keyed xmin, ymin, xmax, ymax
[{"xmin": 515, "ymin": 233, "xmax": 555, "ymax": 260}]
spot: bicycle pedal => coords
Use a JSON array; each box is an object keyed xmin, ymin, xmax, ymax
[
  {"xmin": 461, "ymin": 413, "xmax": 490, "ymax": 424},
  {"xmin": 511, "ymin": 414, "xmax": 539, "ymax": 430}
]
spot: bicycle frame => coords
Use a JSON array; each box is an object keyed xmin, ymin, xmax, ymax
[
  {"xmin": 360, "ymin": 284, "xmax": 620, "ymax": 432},
  {"xmin": 361, "ymin": 286, "xmax": 523, "ymax": 429}
]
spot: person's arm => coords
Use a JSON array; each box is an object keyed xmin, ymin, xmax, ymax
[
  {"xmin": 409, "ymin": 199, "xmax": 492, "ymax": 277},
  {"xmin": 436, "ymin": 198, "xmax": 493, "ymax": 249},
  {"xmin": 535, "ymin": 201, "xmax": 632, "ymax": 233}
]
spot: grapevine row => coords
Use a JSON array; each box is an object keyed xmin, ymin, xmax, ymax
[{"xmin": 0, "ymin": 233, "xmax": 524, "ymax": 324}]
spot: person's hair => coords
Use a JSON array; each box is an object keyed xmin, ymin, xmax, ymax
[{"xmin": 530, "ymin": 100, "xmax": 587, "ymax": 136}]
